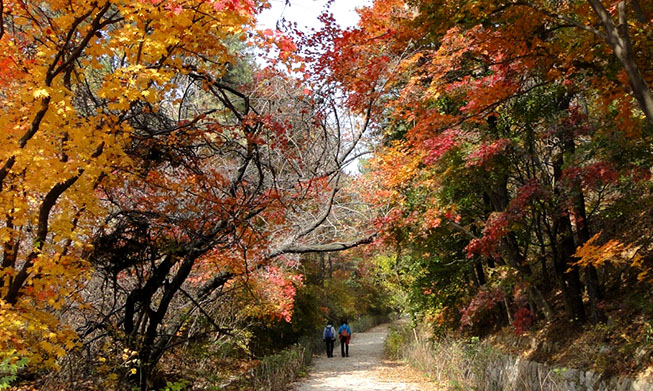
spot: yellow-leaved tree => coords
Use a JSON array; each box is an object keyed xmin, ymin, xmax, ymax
[{"xmin": 0, "ymin": 0, "xmax": 263, "ymax": 367}]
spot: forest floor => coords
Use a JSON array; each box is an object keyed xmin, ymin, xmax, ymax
[{"xmin": 292, "ymin": 323, "xmax": 439, "ymax": 391}]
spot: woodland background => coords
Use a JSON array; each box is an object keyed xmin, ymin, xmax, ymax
[{"xmin": 0, "ymin": 0, "xmax": 651, "ymax": 390}]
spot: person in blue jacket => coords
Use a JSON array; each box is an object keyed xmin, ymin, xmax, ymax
[
  {"xmin": 337, "ymin": 320, "xmax": 352, "ymax": 357},
  {"xmin": 322, "ymin": 321, "xmax": 336, "ymax": 357}
]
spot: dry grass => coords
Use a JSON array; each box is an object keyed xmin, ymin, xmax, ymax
[
  {"xmin": 385, "ymin": 324, "xmax": 570, "ymax": 391},
  {"xmin": 248, "ymin": 344, "xmax": 312, "ymax": 391}
]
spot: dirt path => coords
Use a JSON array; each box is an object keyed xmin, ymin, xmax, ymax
[{"xmin": 293, "ymin": 324, "xmax": 438, "ymax": 391}]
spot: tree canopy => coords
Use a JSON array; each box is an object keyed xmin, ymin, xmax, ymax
[{"xmin": 1, "ymin": 0, "xmax": 651, "ymax": 389}]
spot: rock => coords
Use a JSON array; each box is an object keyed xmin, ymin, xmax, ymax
[{"xmin": 476, "ymin": 348, "xmax": 652, "ymax": 391}]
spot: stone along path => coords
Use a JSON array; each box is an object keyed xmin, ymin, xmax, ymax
[{"xmin": 293, "ymin": 324, "xmax": 439, "ymax": 391}]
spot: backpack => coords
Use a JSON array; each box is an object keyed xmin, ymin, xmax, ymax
[
  {"xmin": 340, "ymin": 328, "xmax": 349, "ymax": 337},
  {"xmin": 325, "ymin": 326, "xmax": 334, "ymax": 339}
]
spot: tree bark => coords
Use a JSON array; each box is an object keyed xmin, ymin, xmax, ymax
[
  {"xmin": 475, "ymin": 260, "xmax": 486, "ymax": 285},
  {"xmin": 140, "ymin": 255, "xmax": 196, "ymax": 390},
  {"xmin": 586, "ymin": 0, "xmax": 653, "ymax": 126},
  {"xmin": 4, "ymin": 175, "xmax": 80, "ymax": 304},
  {"xmin": 551, "ymin": 153, "xmax": 586, "ymax": 322},
  {"xmin": 270, "ymin": 233, "xmax": 377, "ymax": 257},
  {"xmin": 565, "ymin": 134, "xmax": 607, "ymax": 324}
]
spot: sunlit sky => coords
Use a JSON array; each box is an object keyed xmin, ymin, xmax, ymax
[{"xmin": 257, "ymin": 0, "xmax": 372, "ymax": 31}]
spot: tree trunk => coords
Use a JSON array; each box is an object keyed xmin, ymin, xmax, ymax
[
  {"xmin": 528, "ymin": 285, "xmax": 554, "ymax": 320},
  {"xmin": 139, "ymin": 255, "xmax": 196, "ymax": 390},
  {"xmin": 328, "ymin": 253, "xmax": 333, "ymax": 279},
  {"xmin": 551, "ymin": 152, "xmax": 586, "ymax": 322},
  {"xmin": 587, "ymin": 0, "xmax": 653, "ymax": 126},
  {"xmin": 533, "ymin": 211, "xmax": 553, "ymax": 292},
  {"xmin": 565, "ymin": 135, "xmax": 607, "ymax": 324},
  {"xmin": 559, "ymin": 228, "xmax": 587, "ymax": 323},
  {"xmin": 475, "ymin": 260, "xmax": 486, "ymax": 285},
  {"xmin": 572, "ymin": 189, "xmax": 606, "ymax": 323},
  {"xmin": 319, "ymin": 253, "xmax": 326, "ymax": 284}
]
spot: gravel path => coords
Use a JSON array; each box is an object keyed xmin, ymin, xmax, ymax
[{"xmin": 293, "ymin": 324, "xmax": 438, "ymax": 391}]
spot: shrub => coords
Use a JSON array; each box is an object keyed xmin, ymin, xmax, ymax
[
  {"xmin": 383, "ymin": 328, "xmax": 406, "ymax": 360},
  {"xmin": 249, "ymin": 343, "xmax": 311, "ymax": 391},
  {"xmin": 512, "ymin": 307, "xmax": 536, "ymax": 335},
  {"xmin": 0, "ymin": 356, "xmax": 28, "ymax": 391}
]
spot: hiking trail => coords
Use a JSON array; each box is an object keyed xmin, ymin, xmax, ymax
[{"xmin": 293, "ymin": 323, "xmax": 439, "ymax": 391}]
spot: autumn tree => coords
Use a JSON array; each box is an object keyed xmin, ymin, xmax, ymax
[
  {"xmin": 0, "ymin": 0, "xmax": 268, "ymax": 370},
  {"xmin": 321, "ymin": 0, "xmax": 652, "ymax": 330},
  {"xmin": 72, "ymin": 51, "xmax": 375, "ymax": 387}
]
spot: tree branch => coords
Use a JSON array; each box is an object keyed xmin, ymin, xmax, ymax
[
  {"xmin": 514, "ymin": 1, "xmax": 605, "ymax": 39},
  {"xmin": 269, "ymin": 232, "xmax": 377, "ymax": 257}
]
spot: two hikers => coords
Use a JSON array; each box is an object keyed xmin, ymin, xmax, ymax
[
  {"xmin": 338, "ymin": 320, "xmax": 352, "ymax": 357},
  {"xmin": 323, "ymin": 320, "xmax": 352, "ymax": 357},
  {"xmin": 322, "ymin": 321, "xmax": 337, "ymax": 357}
]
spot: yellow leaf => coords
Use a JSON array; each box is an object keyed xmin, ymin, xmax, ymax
[{"xmin": 33, "ymin": 88, "xmax": 49, "ymax": 98}]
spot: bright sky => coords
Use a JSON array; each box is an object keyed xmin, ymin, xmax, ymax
[{"xmin": 257, "ymin": 0, "xmax": 372, "ymax": 31}]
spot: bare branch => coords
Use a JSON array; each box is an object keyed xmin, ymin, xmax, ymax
[{"xmin": 270, "ymin": 233, "xmax": 377, "ymax": 257}]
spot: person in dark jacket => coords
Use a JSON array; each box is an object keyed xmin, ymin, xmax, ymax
[
  {"xmin": 338, "ymin": 320, "xmax": 352, "ymax": 357},
  {"xmin": 322, "ymin": 321, "xmax": 336, "ymax": 357}
]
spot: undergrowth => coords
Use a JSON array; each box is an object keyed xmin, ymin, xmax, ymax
[
  {"xmin": 384, "ymin": 323, "xmax": 570, "ymax": 391},
  {"xmin": 249, "ymin": 343, "xmax": 312, "ymax": 391}
]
